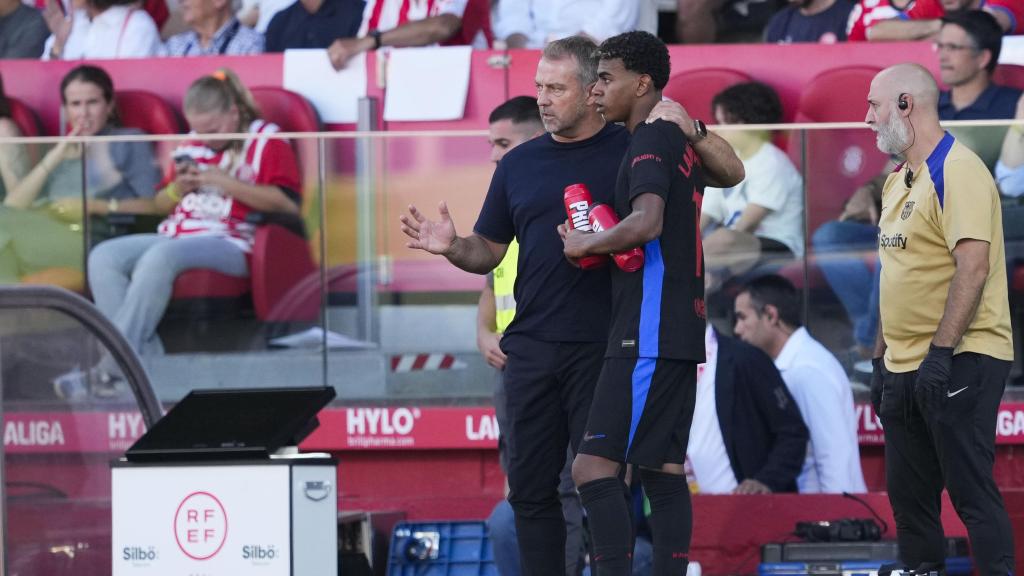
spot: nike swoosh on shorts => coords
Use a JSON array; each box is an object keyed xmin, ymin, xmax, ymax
[{"xmin": 947, "ymin": 386, "xmax": 969, "ymax": 398}]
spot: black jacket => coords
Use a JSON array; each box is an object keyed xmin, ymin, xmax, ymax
[{"xmin": 714, "ymin": 331, "xmax": 809, "ymax": 493}]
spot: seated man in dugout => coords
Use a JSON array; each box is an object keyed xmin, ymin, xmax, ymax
[{"xmin": 701, "ymin": 82, "xmax": 804, "ymax": 288}]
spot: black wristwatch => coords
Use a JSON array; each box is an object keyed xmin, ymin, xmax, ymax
[
  {"xmin": 371, "ymin": 29, "xmax": 383, "ymax": 50},
  {"xmin": 691, "ymin": 119, "xmax": 708, "ymax": 142}
]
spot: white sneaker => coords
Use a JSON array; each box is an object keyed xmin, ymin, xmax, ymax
[
  {"xmin": 53, "ymin": 365, "xmax": 89, "ymax": 401},
  {"xmin": 854, "ymin": 359, "xmax": 874, "ymax": 374},
  {"xmin": 52, "ymin": 365, "xmax": 126, "ymax": 401}
]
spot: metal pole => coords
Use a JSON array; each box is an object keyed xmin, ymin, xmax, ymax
[
  {"xmin": 0, "ymin": 336, "xmax": 6, "ymax": 576},
  {"xmin": 80, "ymin": 141, "xmax": 91, "ymax": 284},
  {"xmin": 800, "ymin": 128, "xmax": 810, "ymax": 326},
  {"xmin": 318, "ymin": 136, "xmax": 329, "ymax": 386},
  {"xmin": 355, "ymin": 97, "xmax": 379, "ymax": 343}
]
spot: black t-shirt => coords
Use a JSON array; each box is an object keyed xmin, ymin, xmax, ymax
[
  {"xmin": 474, "ymin": 123, "xmax": 630, "ymax": 342},
  {"xmin": 265, "ymin": 0, "xmax": 364, "ymax": 52},
  {"xmin": 606, "ymin": 120, "xmax": 706, "ymax": 362}
]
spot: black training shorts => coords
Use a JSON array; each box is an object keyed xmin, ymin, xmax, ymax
[{"xmin": 578, "ymin": 357, "xmax": 697, "ymax": 468}]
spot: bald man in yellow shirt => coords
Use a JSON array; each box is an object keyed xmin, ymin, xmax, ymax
[{"xmin": 866, "ymin": 63, "xmax": 1014, "ymax": 576}]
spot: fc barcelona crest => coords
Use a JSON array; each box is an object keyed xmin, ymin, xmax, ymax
[{"xmin": 900, "ymin": 201, "xmax": 915, "ymax": 220}]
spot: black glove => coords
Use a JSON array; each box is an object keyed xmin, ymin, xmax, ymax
[
  {"xmin": 870, "ymin": 357, "xmax": 884, "ymax": 416},
  {"xmin": 914, "ymin": 344, "xmax": 954, "ymax": 414}
]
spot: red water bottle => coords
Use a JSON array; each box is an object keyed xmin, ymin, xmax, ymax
[
  {"xmin": 563, "ymin": 184, "xmax": 608, "ymax": 270},
  {"xmin": 589, "ymin": 204, "xmax": 645, "ymax": 272}
]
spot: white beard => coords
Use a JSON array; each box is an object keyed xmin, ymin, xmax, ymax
[{"xmin": 875, "ymin": 107, "xmax": 910, "ymax": 156}]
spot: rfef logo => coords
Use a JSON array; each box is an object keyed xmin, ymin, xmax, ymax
[{"xmin": 174, "ymin": 491, "xmax": 228, "ymax": 560}]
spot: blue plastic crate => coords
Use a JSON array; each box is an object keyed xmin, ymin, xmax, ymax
[
  {"xmin": 758, "ymin": 557, "xmax": 972, "ymax": 576},
  {"xmin": 388, "ymin": 521, "xmax": 497, "ymax": 576}
]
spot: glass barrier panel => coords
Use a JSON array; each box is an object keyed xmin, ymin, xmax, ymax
[
  {"xmin": 0, "ymin": 141, "xmax": 90, "ymax": 293},
  {"xmin": 3, "ymin": 121, "xmax": 1024, "ymax": 416},
  {"xmin": 796, "ymin": 122, "xmax": 1021, "ymax": 386},
  {"xmin": 324, "ymin": 132, "xmax": 497, "ymax": 407},
  {"xmin": 703, "ymin": 126, "xmax": 807, "ymax": 334},
  {"xmin": 1, "ymin": 305, "xmax": 142, "ymax": 576},
  {"xmin": 799, "ymin": 124, "xmax": 891, "ymax": 383}
]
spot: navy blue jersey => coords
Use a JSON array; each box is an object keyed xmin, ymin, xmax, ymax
[
  {"xmin": 606, "ymin": 120, "xmax": 706, "ymax": 362},
  {"xmin": 763, "ymin": 0, "xmax": 853, "ymax": 43},
  {"xmin": 474, "ymin": 123, "xmax": 630, "ymax": 342}
]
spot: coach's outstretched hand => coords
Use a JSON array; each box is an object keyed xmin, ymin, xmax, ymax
[{"xmin": 401, "ymin": 202, "xmax": 457, "ymax": 255}]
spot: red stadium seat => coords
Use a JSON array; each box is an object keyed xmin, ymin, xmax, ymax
[
  {"xmin": 663, "ymin": 68, "xmax": 753, "ymax": 120},
  {"xmin": 793, "ymin": 66, "xmax": 881, "ymax": 124},
  {"xmin": 249, "ymin": 86, "xmax": 321, "ymax": 176},
  {"xmin": 8, "ymin": 97, "xmax": 42, "ymax": 137},
  {"xmin": 790, "ymin": 66, "xmax": 888, "ymax": 233},
  {"xmin": 249, "ymin": 86, "xmax": 322, "ymax": 133},
  {"xmin": 171, "ymin": 216, "xmax": 318, "ymax": 322},
  {"xmin": 114, "ymin": 90, "xmax": 184, "ymax": 167},
  {"xmin": 115, "ymin": 90, "xmax": 183, "ymax": 135},
  {"xmin": 993, "ymin": 64, "xmax": 1024, "ymax": 91},
  {"xmin": 777, "ymin": 67, "xmax": 888, "ymax": 290},
  {"xmin": 7, "ymin": 98, "xmax": 43, "ymax": 167}
]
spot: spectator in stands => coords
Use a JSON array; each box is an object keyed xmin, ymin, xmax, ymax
[
  {"xmin": 87, "ymin": 68, "xmax": 301, "ymax": 364},
  {"xmin": 238, "ymin": 0, "xmax": 292, "ymax": 32},
  {"xmin": 161, "ymin": 0, "xmax": 264, "ymax": 56},
  {"xmin": 687, "ymin": 325, "xmax": 808, "ymax": 494},
  {"xmin": 763, "ymin": 0, "xmax": 854, "ymax": 42},
  {"xmin": 810, "ymin": 167, "xmax": 889, "ymax": 374},
  {"xmin": 477, "ymin": 96, "xmax": 584, "ymax": 576},
  {"xmin": 263, "ymin": 0, "xmax": 363, "ymax": 53},
  {"xmin": 323, "ymin": 0, "xmax": 493, "ymax": 70},
  {"xmin": 42, "ymin": 0, "xmax": 162, "ymax": 59},
  {"xmin": 996, "ymin": 94, "xmax": 1024, "ymax": 197},
  {"xmin": 492, "ymin": 0, "xmax": 658, "ymax": 49},
  {"xmin": 845, "ymin": 0, "xmax": 913, "ymax": 41},
  {"xmin": 39, "ymin": 0, "xmax": 168, "ymax": 33},
  {"xmin": 867, "ymin": 0, "xmax": 1023, "ymax": 39},
  {"xmin": 0, "ymin": 74, "xmax": 28, "ymax": 204},
  {"xmin": 992, "ymin": 96, "xmax": 1024, "ymax": 251},
  {"xmin": 0, "ymin": 65, "xmax": 159, "ymax": 289},
  {"xmin": 935, "ymin": 11, "xmax": 1021, "ymax": 169},
  {"xmin": 676, "ymin": 0, "xmax": 785, "ymax": 43},
  {"xmin": 0, "ymin": 0, "xmax": 49, "ymax": 58},
  {"xmin": 734, "ymin": 275, "xmax": 867, "ymax": 494},
  {"xmin": 701, "ymin": 82, "xmax": 804, "ymax": 282}
]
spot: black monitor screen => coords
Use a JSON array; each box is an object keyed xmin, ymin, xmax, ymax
[{"xmin": 125, "ymin": 386, "xmax": 336, "ymax": 462}]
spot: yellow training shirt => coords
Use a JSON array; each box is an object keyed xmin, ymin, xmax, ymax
[
  {"xmin": 878, "ymin": 132, "xmax": 1013, "ymax": 372},
  {"xmin": 493, "ymin": 239, "xmax": 519, "ymax": 333}
]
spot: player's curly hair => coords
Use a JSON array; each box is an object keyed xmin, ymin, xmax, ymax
[
  {"xmin": 711, "ymin": 82, "xmax": 783, "ymax": 125},
  {"xmin": 595, "ymin": 31, "xmax": 671, "ymax": 91}
]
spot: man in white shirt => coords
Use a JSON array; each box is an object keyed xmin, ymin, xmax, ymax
[
  {"xmin": 733, "ymin": 274, "xmax": 867, "ymax": 494},
  {"xmin": 687, "ymin": 325, "xmax": 809, "ymax": 494},
  {"xmin": 701, "ymin": 82, "xmax": 804, "ymax": 281},
  {"xmin": 493, "ymin": 0, "xmax": 658, "ymax": 48},
  {"xmin": 42, "ymin": 0, "xmax": 161, "ymax": 59}
]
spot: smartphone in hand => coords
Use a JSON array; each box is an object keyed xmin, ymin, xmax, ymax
[{"xmin": 173, "ymin": 153, "xmax": 198, "ymax": 173}]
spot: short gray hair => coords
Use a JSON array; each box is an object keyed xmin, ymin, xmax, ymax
[{"xmin": 542, "ymin": 36, "xmax": 599, "ymax": 91}]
